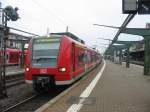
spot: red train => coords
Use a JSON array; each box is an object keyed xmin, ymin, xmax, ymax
[
  {"xmin": 0, "ymin": 48, "xmax": 20, "ymax": 65},
  {"xmin": 25, "ymin": 32, "xmax": 102, "ymax": 91},
  {"xmin": 0, "ymin": 48, "xmax": 27, "ymax": 65}
]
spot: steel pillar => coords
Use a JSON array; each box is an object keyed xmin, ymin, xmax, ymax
[
  {"xmin": 144, "ymin": 37, "xmax": 150, "ymax": 75},
  {"xmin": 119, "ymin": 49, "xmax": 122, "ymax": 65},
  {"xmin": 113, "ymin": 50, "xmax": 116, "ymax": 62},
  {"xmin": 114, "ymin": 50, "xmax": 120, "ymax": 64},
  {"xmin": 126, "ymin": 45, "xmax": 130, "ymax": 68},
  {"xmin": 0, "ymin": 27, "xmax": 7, "ymax": 98},
  {"xmin": 20, "ymin": 41, "xmax": 25, "ymax": 68},
  {"xmin": 0, "ymin": 27, "xmax": 6, "ymax": 98},
  {"xmin": 121, "ymin": 28, "xmax": 150, "ymax": 75},
  {"xmin": 0, "ymin": 8, "xmax": 9, "ymax": 98}
]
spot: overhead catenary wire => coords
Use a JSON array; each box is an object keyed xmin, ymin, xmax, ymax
[
  {"xmin": 9, "ymin": 26, "xmax": 40, "ymax": 37},
  {"xmin": 30, "ymin": 0, "xmax": 91, "ymax": 40},
  {"xmin": 3, "ymin": 0, "xmax": 96, "ymax": 45},
  {"xmin": 31, "ymin": 0, "xmax": 67, "ymax": 27}
]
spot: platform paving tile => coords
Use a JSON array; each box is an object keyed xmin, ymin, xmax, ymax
[
  {"xmin": 40, "ymin": 61, "xmax": 150, "ymax": 112},
  {"xmin": 39, "ymin": 62, "xmax": 104, "ymax": 112},
  {"xmin": 80, "ymin": 61, "xmax": 150, "ymax": 112}
]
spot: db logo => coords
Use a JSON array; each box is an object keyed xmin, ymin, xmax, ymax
[{"xmin": 40, "ymin": 69, "xmax": 47, "ymax": 74}]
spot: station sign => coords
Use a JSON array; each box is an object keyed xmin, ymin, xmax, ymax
[
  {"xmin": 122, "ymin": 0, "xmax": 137, "ymax": 14},
  {"xmin": 138, "ymin": 0, "xmax": 150, "ymax": 14},
  {"xmin": 122, "ymin": 0, "xmax": 150, "ymax": 14}
]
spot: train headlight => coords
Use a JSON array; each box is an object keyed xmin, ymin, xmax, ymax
[
  {"xmin": 26, "ymin": 67, "xmax": 30, "ymax": 72},
  {"xmin": 59, "ymin": 67, "xmax": 66, "ymax": 72}
]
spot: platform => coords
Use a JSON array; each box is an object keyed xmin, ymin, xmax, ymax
[
  {"xmin": 6, "ymin": 66, "xmax": 24, "ymax": 76},
  {"xmin": 36, "ymin": 60, "xmax": 150, "ymax": 112}
]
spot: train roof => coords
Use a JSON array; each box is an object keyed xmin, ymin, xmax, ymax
[
  {"xmin": 50, "ymin": 32, "xmax": 99, "ymax": 53},
  {"xmin": 50, "ymin": 32, "xmax": 85, "ymax": 44},
  {"xmin": 33, "ymin": 32, "xmax": 99, "ymax": 53}
]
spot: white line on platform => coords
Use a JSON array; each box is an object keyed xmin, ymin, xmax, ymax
[{"xmin": 66, "ymin": 60, "xmax": 106, "ymax": 112}]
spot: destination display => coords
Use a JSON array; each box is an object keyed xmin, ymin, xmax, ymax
[{"xmin": 34, "ymin": 38, "xmax": 60, "ymax": 43}]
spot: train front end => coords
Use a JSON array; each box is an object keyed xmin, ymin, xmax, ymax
[{"xmin": 25, "ymin": 36, "xmax": 71, "ymax": 91}]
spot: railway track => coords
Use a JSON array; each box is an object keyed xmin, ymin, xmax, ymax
[
  {"xmin": 121, "ymin": 61, "xmax": 144, "ymax": 66},
  {"xmin": 2, "ymin": 94, "xmax": 37, "ymax": 112},
  {"xmin": 130, "ymin": 61, "xmax": 144, "ymax": 66},
  {"xmin": 1, "ymin": 64, "xmax": 102, "ymax": 112},
  {"xmin": 2, "ymin": 88, "xmax": 65, "ymax": 112}
]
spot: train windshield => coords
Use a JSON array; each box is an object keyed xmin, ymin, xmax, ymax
[{"xmin": 32, "ymin": 38, "xmax": 61, "ymax": 68}]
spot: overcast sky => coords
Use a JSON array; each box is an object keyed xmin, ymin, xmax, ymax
[{"xmin": 1, "ymin": 0, "xmax": 150, "ymax": 53}]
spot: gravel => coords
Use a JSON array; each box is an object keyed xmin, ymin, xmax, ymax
[
  {"xmin": 0, "ymin": 83, "xmax": 35, "ymax": 112},
  {"xmin": 0, "ymin": 83, "xmax": 67, "ymax": 112}
]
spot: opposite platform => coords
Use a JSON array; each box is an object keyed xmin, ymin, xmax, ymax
[{"xmin": 6, "ymin": 66, "xmax": 24, "ymax": 76}]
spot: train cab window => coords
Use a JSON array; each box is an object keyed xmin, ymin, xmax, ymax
[{"xmin": 32, "ymin": 38, "xmax": 61, "ymax": 68}]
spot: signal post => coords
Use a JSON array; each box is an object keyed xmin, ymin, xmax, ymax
[{"xmin": 0, "ymin": 4, "xmax": 19, "ymax": 98}]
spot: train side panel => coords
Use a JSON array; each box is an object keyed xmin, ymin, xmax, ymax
[
  {"xmin": 72, "ymin": 45, "xmax": 86, "ymax": 78},
  {"xmin": 55, "ymin": 37, "xmax": 73, "ymax": 83}
]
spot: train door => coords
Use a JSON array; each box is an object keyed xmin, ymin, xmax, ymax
[
  {"xmin": 6, "ymin": 51, "xmax": 9, "ymax": 64},
  {"xmin": 72, "ymin": 43, "xmax": 75, "ymax": 72},
  {"xmin": 72, "ymin": 43, "xmax": 79, "ymax": 77},
  {"xmin": 84, "ymin": 50, "xmax": 87, "ymax": 72}
]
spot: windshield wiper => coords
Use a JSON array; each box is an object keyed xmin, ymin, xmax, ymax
[{"xmin": 33, "ymin": 56, "xmax": 57, "ymax": 62}]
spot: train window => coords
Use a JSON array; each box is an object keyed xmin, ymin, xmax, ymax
[
  {"xmin": 10, "ymin": 54, "xmax": 14, "ymax": 59},
  {"xmin": 78, "ymin": 51, "xmax": 84, "ymax": 66},
  {"xmin": 93, "ymin": 54, "xmax": 96, "ymax": 62},
  {"xmin": 32, "ymin": 38, "xmax": 61, "ymax": 68},
  {"xmin": 10, "ymin": 53, "xmax": 18, "ymax": 59},
  {"xmin": 24, "ymin": 44, "xmax": 29, "ymax": 49},
  {"xmin": 83, "ymin": 53, "xmax": 87, "ymax": 64},
  {"xmin": 86, "ymin": 52, "xmax": 91, "ymax": 63}
]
